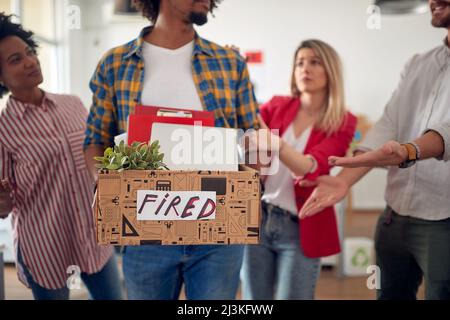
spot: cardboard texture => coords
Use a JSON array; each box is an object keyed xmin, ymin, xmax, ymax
[{"xmin": 95, "ymin": 166, "xmax": 261, "ymax": 246}]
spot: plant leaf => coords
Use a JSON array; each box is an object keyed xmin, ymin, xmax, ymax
[
  {"xmin": 106, "ymin": 163, "xmax": 120, "ymax": 170},
  {"xmin": 104, "ymin": 148, "xmax": 113, "ymax": 158}
]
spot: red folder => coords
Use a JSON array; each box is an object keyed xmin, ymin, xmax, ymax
[{"xmin": 128, "ymin": 114, "xmax": 215, "ymax": 144}]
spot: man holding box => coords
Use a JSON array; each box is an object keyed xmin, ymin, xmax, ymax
[{"xmin": 84, "ymin": 0, "xmax": 259, "ymax": 300}]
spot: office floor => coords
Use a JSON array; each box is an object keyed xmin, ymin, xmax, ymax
[{"xmin": 2, "ymin": 210, "xmax": 425, "ymax": 300}]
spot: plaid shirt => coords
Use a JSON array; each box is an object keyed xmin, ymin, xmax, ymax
[{"xmin": 84, "ymin": 27, "xmax": 259, "ymax": 148}]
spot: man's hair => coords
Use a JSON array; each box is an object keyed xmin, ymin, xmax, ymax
[
  {"xmin": 132, "ymin": 0, "xmax": 221, "ymax": 23},
  {"xmin": 0, "ymin": 12, "xmax": 39, "ymax": 98}
]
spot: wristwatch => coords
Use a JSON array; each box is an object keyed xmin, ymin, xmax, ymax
[{"xmin": 399, "ymin": 142, "xmax": 420, "ymax": 168}]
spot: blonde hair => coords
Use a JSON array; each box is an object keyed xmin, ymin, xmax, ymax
[{"xmin": 290, "ymin": 39, "xmax": 347, "ymax": 135}]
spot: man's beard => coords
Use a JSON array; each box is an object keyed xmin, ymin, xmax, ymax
[
  {"xmin": 431, "ymin": 5, "xmax": 450, "ymax": 28},
  {"xmin": 432, "ymin": 15, "xmax": 450, "ymax": 28},
  {"xmin": 188, "ymin": 12, "xmax": 208, "ymax": 26}
]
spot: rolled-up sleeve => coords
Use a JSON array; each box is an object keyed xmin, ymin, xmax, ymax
[{"xmin": 425, "ymin": 121, "xmax": 450, "ymax": 161}]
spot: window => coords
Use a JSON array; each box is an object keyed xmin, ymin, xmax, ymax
[
  {"xmin": 21, "ymin": 0, "xmax": 63, "ymax": 94},
  {"xmin": 0, "ymin": 0, "xmax": 11, "ymax": 13}
]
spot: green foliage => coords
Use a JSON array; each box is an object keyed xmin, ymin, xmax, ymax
[{"xmin": 94, "ymin": 141, "xmax": 169, "ymax": 172}]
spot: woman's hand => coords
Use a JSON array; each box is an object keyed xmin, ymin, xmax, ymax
[
  {"xmin": 298, "ymin": 175, "xmax": 349, "ymax": 219},
  {"xmin": 0, "ymin": 179, "xmax": 13, "ymax": 219}
]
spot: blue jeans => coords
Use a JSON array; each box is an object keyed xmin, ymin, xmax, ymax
[
  {"xmin": 122, "ymin": 245, "xmax": 244, "ymax": 300},
  {"xmin": 17, "ymin": 247, "xmax": 123, "ymax": 300},
  {"xmin": 241, "ymin": 202, "xmax": 321, "ymax": 300}
]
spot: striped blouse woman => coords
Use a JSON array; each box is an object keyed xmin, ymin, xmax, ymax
[{"xmin": 0, "ymin": 13, "xmax": 122, "ymax": 300}]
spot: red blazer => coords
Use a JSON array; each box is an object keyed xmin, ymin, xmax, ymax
[{"xmin": 260, "ymin": 96, "xmax": 357, "ymax": 258}]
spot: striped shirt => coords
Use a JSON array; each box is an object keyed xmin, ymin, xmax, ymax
[
  {"xmin": 0, "ymin": 92, "xmax": 113, "ymax": 290},
  {"xmin": 84, "ymin": 26, "xmax": 259, "ymax": 148}
]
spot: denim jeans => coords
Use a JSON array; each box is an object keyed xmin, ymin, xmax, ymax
[
  {"xmin": 241, "ymin": 202, "xmax": 321, "ymax": 300},
  {"xmin": 17, "ymin": 247, "xmax": 123, "ymax": 300},
  {"xmin": 122, "ymin": 245, "xmax": 244, "ymax": 300}
]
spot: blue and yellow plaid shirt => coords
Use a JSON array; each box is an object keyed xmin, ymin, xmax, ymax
[{"xmin": 84, "ymin": 27, "xmax": 259, "ymax": 148}]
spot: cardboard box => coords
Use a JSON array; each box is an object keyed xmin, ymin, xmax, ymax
[{"xmin": 95, "ymin": 166, "xmax": 261, "ymax": 246}]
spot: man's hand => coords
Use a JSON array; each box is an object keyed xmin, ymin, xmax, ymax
[
  {"xmin": 243, "ymin": 115, "xmax": 281, "ymax": 171},
  {"xmin": 329, "ymin": 141, "xmax": 408, "ymax": 168},
  {"xmin": 246, "ymin": 114, "xmax": 282, "ymax": 153},
  {"xmin": 298, "ymin": 176, "xmax": 349, "ymax": 219},
  {"xmin": 0, "ymin": 179, "xmax": 13, "ymax": 219}
]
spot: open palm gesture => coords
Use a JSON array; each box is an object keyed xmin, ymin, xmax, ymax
[
  {"xmin": 329, "ymin": 141, "xmax": 407, "ymax": 168},
  {"xmin": 298, "ymin": 176, "xmax": 349, "ymax": 219}
]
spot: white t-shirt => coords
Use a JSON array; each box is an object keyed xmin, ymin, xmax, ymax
[
  {"xmin": 262, "ymin": 124, "xmax": 312, "ymax": 214},
  {"xmin": 140, "ymin": 40, "xmax": 203, "ymax": 111}
]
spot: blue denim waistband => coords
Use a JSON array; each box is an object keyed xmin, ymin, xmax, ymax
[{"xmin": 262, "ymin": 201, "xmax": 299, "ymax": 222}]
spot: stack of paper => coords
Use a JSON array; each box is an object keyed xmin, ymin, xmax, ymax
[{"xmin": 123, "ymin": 105, "xmax": 239, "ymax": 171}]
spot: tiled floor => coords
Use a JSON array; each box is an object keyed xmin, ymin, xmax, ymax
[{"xmin": 1, "ymin": 210, "xmax": 424, "ymax": 300}]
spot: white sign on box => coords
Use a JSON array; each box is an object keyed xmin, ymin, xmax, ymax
[
  {"xmin": 137, "ymin": 191, "xmax": 217, "ymax": 221},
  {"xmin": 151, "ymin": 122, "xmax": 239, "ymax": 171}
]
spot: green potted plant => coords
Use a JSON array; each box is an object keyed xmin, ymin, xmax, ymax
[{"xmin": 94, "ymin": 141, "xmax": 169, "ymax": 172}]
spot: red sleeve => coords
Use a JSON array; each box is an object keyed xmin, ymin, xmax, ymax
[
  {"xmin": 259, "ymin": 97, "xmax": 276, "ymax": 128},
  {"xmin": 302, "ymin": 113, "xmax": 357, "ymax": 181}
]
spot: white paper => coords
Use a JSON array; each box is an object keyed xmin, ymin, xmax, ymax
[
  {"xmin": 114, "ymin": 133, "xmax": 128, "ymax": 146},
  {"xmin": 151, "ymin": 123, "xmax": 239, "ymax": 171}
]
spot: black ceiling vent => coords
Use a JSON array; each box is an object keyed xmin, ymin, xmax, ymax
[{"xmin": 374, "ymin": 0, "xmax": 429, "ymax": 15}]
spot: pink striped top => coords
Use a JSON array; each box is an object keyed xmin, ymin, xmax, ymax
[{"xmin": 0, "ymin": 92, "xmax": 113, "ymax": 290}]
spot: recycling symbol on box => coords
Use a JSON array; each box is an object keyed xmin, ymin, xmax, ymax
[{"xmin": 351, "ymin": 248, "xmax": 370, "ymax": 268}]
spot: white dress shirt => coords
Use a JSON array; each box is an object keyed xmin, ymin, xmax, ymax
[
  {"xmin": 426, "ymin": 121, "xmax": 450, "ymax": 161},
  {"xmin": 360, "ymin": 39, "xmax": 450, "ymax": 221}
]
